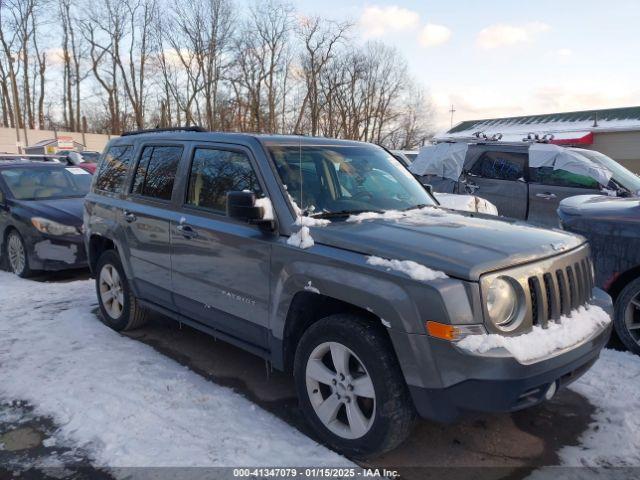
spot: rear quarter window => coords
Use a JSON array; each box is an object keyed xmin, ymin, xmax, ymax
[
  {"xmin": 131, "ymin": 145, "xmax": 183, "ymax": 201},
  {"xmin": 95, "ymin": 145, "xmax": 133, "ymax": 193}
]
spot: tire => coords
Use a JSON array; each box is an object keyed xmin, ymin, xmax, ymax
[
  {"xmin": 614, "ymin": 278, "xmax": 640, "ymax": 356},
  {"xmin": 294, "ymin": 314, "xmax": 416, "ymax": 458},
  {"xmin": 5, "ymin": 230, "xmax": 32, "ymax": 278},
  {"xmin": 95, "ymin": 249, "xmax": 148, "ymax": 331}
]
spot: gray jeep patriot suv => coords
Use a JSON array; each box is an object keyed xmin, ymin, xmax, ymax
[{"xmin": 84, "ymin": 128, "xmax": 613, "ymax": 457}]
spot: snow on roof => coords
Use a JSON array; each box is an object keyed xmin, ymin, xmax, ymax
[{"xmin": 439, "ymin": 106, "xmax": 640, "ymax": 142}]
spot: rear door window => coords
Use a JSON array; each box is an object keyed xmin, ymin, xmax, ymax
[
  {"xmin": 469, "ymin": 151, "xmax": 526, "ymax": 181},
  {"xmin": 95, "ymin": 145, "xmax": 133, "ymax": 193},
  {"xmin": 186, "ymin": 148, "xmax": 261, "ymax": 214},
  {"xmin": 132, "ymin": 146, "xmax": 183, "ymax": 201},
  {"xmin": 529, "ymin": 167, "xmax": 600, "ymax": 189}
]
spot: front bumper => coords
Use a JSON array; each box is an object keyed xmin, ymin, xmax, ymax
[
  {"xmin": 394, "ymin": 288, "xmax": 613, "ymax": 422},
  {"xmin": 27, "ymin": 234, "xmax": 88, "ymax": 271}
]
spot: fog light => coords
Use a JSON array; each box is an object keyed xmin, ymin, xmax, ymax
[{"xmin": 545, "ymin": 381, "xmax": 558, "ymax": 400}]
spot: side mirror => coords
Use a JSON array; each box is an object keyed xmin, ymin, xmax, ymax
[
  {"xmin": 423, "ymin": 183, "xmax": 433, "ymax": 195},
  {"xmin": 226, "ymin": 191, "xmax": 275, "ymax": 230}
]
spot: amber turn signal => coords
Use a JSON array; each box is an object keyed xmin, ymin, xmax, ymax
[{"xmin": 426, "ymin": 321, "xmax": 459, "ymax": 341}]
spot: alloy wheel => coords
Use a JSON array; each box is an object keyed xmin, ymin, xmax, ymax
[
  {"xmin": 99, "ymin": 264, "xmax": 125, "ymax": 320},
  {"xmin": 305, "ymin": 341, "xmax": 376, "ymax": 440},
  {"xmin": 7, "ymin": 233, "xmax": 26, "ymax": 275},
  {"xmin": 624, "ymin": 292, "xmax": 640, "ymax": 346}
]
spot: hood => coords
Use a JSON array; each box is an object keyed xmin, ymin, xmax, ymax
[
  {"xmin": 13, "ymin": 197, "xmax": 85, "ymax": 227},
  {"xmin": 559, "ymin": 194, "xmax": 640, "ymax": 218},
  {"xmin": 311, "ymin": 207, "xmax": 585, "ymax": 281}
]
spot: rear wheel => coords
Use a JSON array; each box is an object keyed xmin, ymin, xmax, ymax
[
  {"xmin": 6, "ymin": 230, "xmax": 32, "ymax": 278},
  {"xmin": 614, "ymin": 278, "xmax": 640, "ymax": 355},
  {"xmin": 294, "ymin": 315, "xmax": 416, "ymax": 458},
  {"xmin": 95, "ymin": 250, "xmax": 148, "ymax": 331}
]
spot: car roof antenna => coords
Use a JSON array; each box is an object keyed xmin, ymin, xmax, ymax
[{"xmin": 298, "ymin": 134, "xmax": 305, "ymax": 216}]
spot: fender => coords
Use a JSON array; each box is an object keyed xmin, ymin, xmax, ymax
[
  {"xmin": 85, "ymin": 194, "xmax": 136, "ymax": 290},
  {"xmin": 269, "ymin": 242, "xmax": 476, "ymax": 339}
]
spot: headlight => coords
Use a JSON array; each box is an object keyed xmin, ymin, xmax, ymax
[
  {"xmin": 31, "ymin": 217, "xmax": 79, "ymax": 236},
  {"xmin": 486, "ymin": 277, "xmax": 521, "ymax": 331}
]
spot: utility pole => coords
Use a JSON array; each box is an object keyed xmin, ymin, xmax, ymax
[{"xmin": 449, "ymin": 104, "xmax": 456, "ymax": 129}]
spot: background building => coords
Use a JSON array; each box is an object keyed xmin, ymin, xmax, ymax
[{"xmin": 441, "ymin": 106, "xmax": 640, "ymax": 173}]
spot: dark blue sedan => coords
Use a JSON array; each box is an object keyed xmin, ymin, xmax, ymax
[
  {"xmin": 0, "ymin": 161, "xmax": 91, "ymax": 277},
  {"xmin": 559, "ymin": 194, "xmax": 640, "ymax": 355}
]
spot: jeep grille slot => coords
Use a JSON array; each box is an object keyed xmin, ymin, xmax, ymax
[
  {"xmin": 528, "ymin": 277, "xmax": 541, "ymax": 326},
  {"xmin": 556, "ymin": 269, "xmax": 570, "ymax": 317},
  {"xmin": 542, "ymin": 273, "xmax": 556, "ymax": 322}
]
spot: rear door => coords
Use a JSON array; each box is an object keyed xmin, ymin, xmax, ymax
[
  {"xmin": 527, "ymin": 166, "xmax": 602, "ymax": 227},
  {"xmin": 170, "ymin": 144, "xmax": 273, "ymax": 349},
  {"xmin": 122, "ymin": 144, "xmax": 185, "ymax": 308},
  {"xmin": 463, "ymin": 149, "xmax": 528, "ymax": 219}
]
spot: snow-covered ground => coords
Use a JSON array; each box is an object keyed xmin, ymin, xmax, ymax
[
  {"xmin": 0, "ymin": 270, "xmax": 638, "ymax": 471},
  {"xmin": 0, "ymin": 272, "xmax": 350, "ymax": 468}
]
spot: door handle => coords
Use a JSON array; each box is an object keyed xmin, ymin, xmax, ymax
[
  {"xmin": 177, "ymin": 224, "xmax": 198, "ymax": 239},
  {"xmin": 536, "ymin": 192, "xmax": 557, "ymax": 200},
  {"xmin": 123, "ymin": 211, "xmax": 137, "ymax": 223}
]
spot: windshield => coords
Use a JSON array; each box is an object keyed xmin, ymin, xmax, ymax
[
  {"xmin": 571, "ymin": 148, "xmax": 640, "ymax": 193},
  {"xmin": 0, "ymin": 166, "xmax": 92, "ymax": 200},
  {"xmin": 268, "ymin": 144, "xmax": 435, "ymax": 217}
]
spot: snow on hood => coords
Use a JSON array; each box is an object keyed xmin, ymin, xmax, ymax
[
  {"xmin": 408, "ymin": 143, "xmax": 468, "ymax": 180},
  {"xmin": 457, "ymin": 304, "xmax": 611, "ymax": 364},
  {"xmin": 366, "ymin": 255, "xmax": 448, "ymax": 282},
  {"xmin": 322, "ymin": 206, "xmax": 585, "ymax": 281},
  {"xmin": 529, "ymin": 143, "xmax": 612, "ymax": 186}
]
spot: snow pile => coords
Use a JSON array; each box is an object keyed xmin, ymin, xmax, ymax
[
  {"xmin": 254, "ymin": 197, "xmax": 274, "ymax": 220},
  {"xmin": 286, "ymin": 215, "xmax": 331, "ymax": 249},
  {"xmin": 457, "ymin": 305, "xmax": 611, "ymax": 363},
  {"xmin": 295, "ymin": 216, "xmax": 331, "ymax": 227},
  {"xmin": 0, "ymin": 272, "xmax": 350, "ymax": 467},
  {"xmin": 561, "ymin": 349, "xmax": 640, "ymax": 467},
  {"xmin": 367, "ymin": 256, "xmax": 448, "ymax": 282},
  {"xmin": 287, "ymin": 226, "xmax": 315, "ymax": 249},
  {"xmin": 433, "ymin": 193, "xmax": 499, "ymax": 215}
]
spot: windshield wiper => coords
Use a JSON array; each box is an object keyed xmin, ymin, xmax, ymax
[
  {"xmin": 402, "ymin": 203, "xmax": 431, "ymax": 212},
  {"xmin": 310, "ymin": 209, "xmax": 383, "ymax": 219}
]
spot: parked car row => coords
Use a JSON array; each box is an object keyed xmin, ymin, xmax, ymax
[
  {"xmin": 1, "ymin": 129, "xmax": 632, "ymax": 458},
  {"xmin": 408, "ymin": 140, "xmax": 640, "ymax": 227}
]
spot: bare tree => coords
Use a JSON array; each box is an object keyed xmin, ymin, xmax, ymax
[{"xmin": 294, "ymin": 16, "xmax": 350, "ymax": 135}]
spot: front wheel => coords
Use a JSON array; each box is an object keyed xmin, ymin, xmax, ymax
[
  {"xmin": 6, "ymin": 230, "xmax": 32, "ymax": 278},
  {"xmin": 294, "ymin": 315, "xmax": 416, "ymax": 458},
  {"xmin": 95, "ymin": 249, "xmax": 148, "ymax": 331},
  {"xmin": 614, "ymin": 278, "xmax": 640, "ymax": 355}
]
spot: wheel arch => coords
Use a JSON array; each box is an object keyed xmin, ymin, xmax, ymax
[
  {"xmin": 280, "ymin": 291, "xmax": 385, "ymax": 372},
  {"xmin": 88, "ymin": 234, "xmax": 116, "ymax": 274},
  {"xmin": 607, "ymin": 265, "xmax": 640, "ymax": 301}
]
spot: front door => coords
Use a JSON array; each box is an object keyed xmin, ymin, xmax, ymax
[
  {"xmin": 170, "ymin": 145, "xmax": 273, "ymax": 348},
  {"xmin": 527, "ymin": 166, "xmax": 603, "ymax": 227},
  {"xmin": 463, "ymin": 150, "xmax": 528, "ymax": 220},
  {"xmin": 123, "ymin": 144, "xmax": 185, "ymax": 308}
]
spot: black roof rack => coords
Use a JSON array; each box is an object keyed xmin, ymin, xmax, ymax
[{"xmin": 120, "ymin": 126, "xmax": 207, "ymax": 137}]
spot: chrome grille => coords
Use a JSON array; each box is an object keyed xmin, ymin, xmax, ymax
[{"xmin": 481, "ymin": 245, "xmax": 594, "ymax": 334}]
